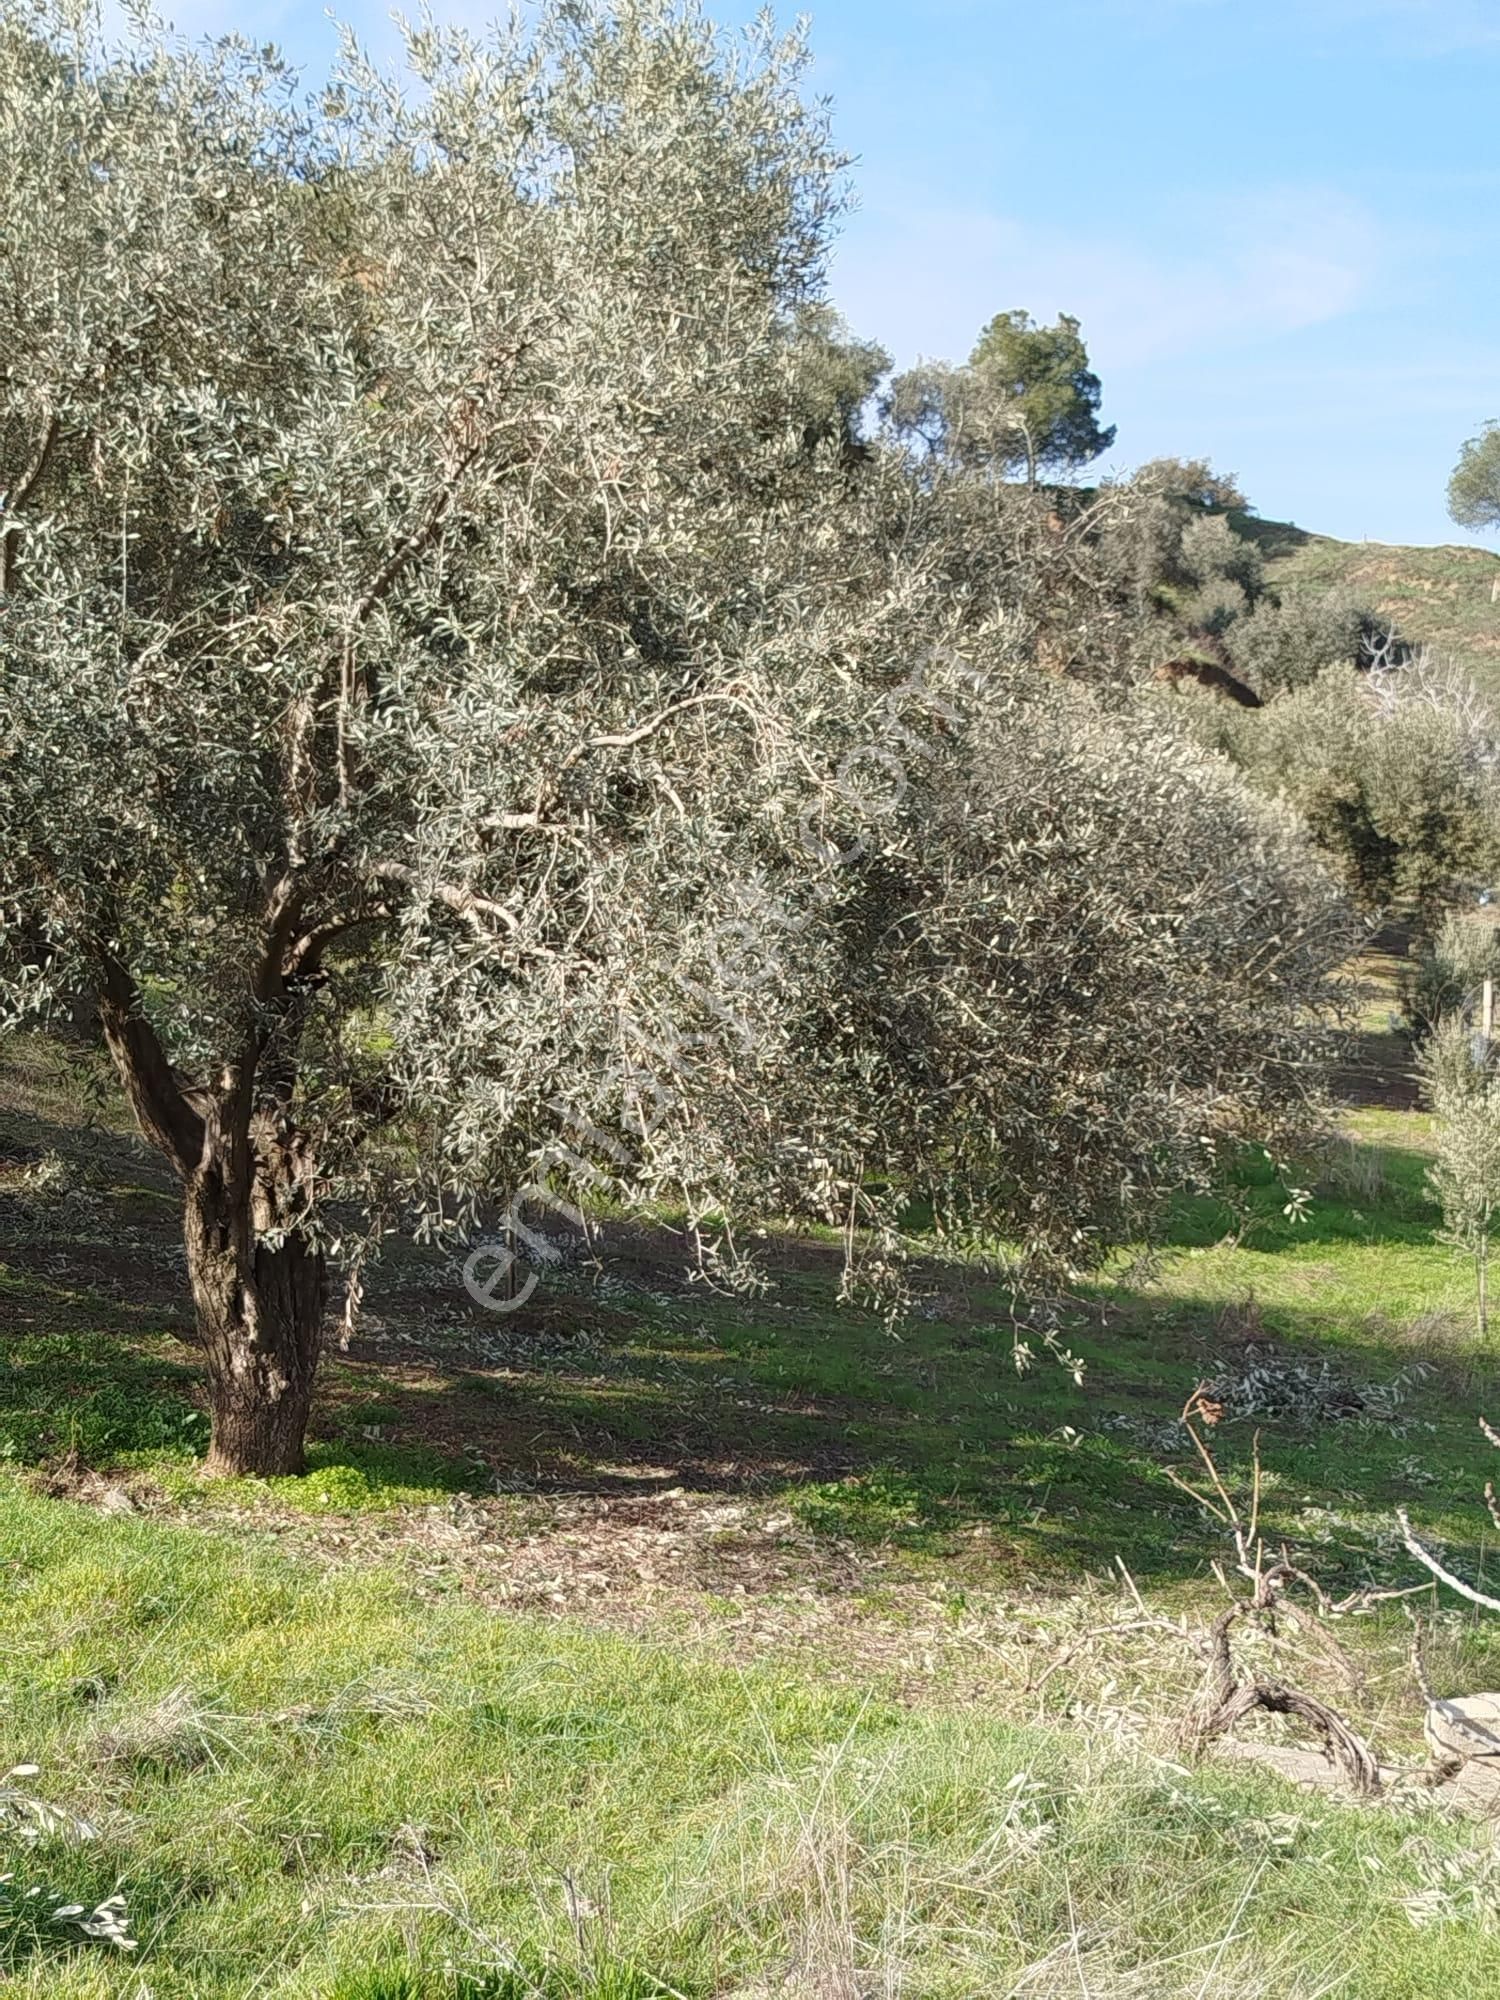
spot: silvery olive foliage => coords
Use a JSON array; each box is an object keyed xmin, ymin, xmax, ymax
[
  {"xmin": 1095, "ymin": 466, "xmax": 1486, "ymax": 916},
  {"xmin": 1420, "ymin": 1020, "xmax": 1500, "ymax": 1340},
  {"xmin": 1177, "ymin": 512, "xmax": 1265, "ymax": 605},
  {"xmin": 1226, "ymin": 589, "xmax": 1380, "ymax": 699},
  {"xmin": 1080, "ymin": 466, "xmax": 1387, "ymax": 704},
  {"xmin": 782, "ymin": 678, "xmax": 1356, "ymax": 1274},
  {"xmin": 871, "ymin": 469, "xmax": 1157, "ymax": 693},
  {"xmin": 1404, "ymin": 910, "xmax": 1500, "ymax": 1039},
  {"xmin": 1193, "ymin": 662, "xmax": 1500, "ymax": 924},
  {"xmin": 0, "ymin": 0, "xmax": 1354, "ymax": 1466}
]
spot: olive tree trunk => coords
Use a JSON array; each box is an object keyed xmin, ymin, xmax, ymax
[
  {"xmin": 97, "ymin": 954, "xmax": 330, "ymax": 1477},
  {"xmin": 183, "ymin": 1157, "xmax": 327, "ymax": 1478}
]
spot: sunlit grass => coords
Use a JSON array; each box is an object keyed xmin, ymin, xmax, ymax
[
  {"xmin": 10, "ymin": 1040, "xmax": 1500, "ymax": 1993},
  {"xmin": 3, "ymin": 1492, "xmax": 1500, "ymax": 1998}
]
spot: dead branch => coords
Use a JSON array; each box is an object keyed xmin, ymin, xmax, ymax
[
  {"xmin": 1191, "ymin": 1662, "xmax": 1382, "ymax": 1796},
  {"xmin": 1397, "ymin": 1507, "xmax": 1500, "ymax": 1615},
  {"xmin": 1166, "ymin": 1394, "xmax": 1382, "ymax": 1794},
  {"xmin": 1395, "ymin": 1419, "xmax": 1500, "ymax": 1612}
]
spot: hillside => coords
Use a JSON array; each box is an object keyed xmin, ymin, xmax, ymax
[{"xmin": 1239, "ymin": 513, "xmax": 1500, "ymax": 690}]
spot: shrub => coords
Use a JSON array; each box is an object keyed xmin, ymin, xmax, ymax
[
  {"xmin": 1227, "ymin": 591, "xmax": 1383, "ymax": 698},
  {"xmin": 1419, "ymin": 1020, "xmax": 1500, "ymax": 1339},
  {"xmin": 1402, "ymin": 911, "xmax": 1500, "ymax": 1038}
]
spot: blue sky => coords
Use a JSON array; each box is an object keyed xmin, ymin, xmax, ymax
[
  {"xmin": 141, "ymin": 0, "xmax": 1500, "ymax": 545},
  {"xmin": 813, "ymin": 0, "xmax": 1500, "ymax": 546}
]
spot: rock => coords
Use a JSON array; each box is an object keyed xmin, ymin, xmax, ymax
[
  {"xmin": 1424, "ymin": 1694, "xmax": 1500, "ymax": 1764},
  {"xmin": 1220, "ymin": 1737, "xmax": 1500, "ymax": 1816},
  {"xmin": 97, "ymin": 1485, "xmax": 138, "ymax": 1516},
  {"xmin": 1449, "ymin": 1757, "xmax": 1500, "ymax": 1815}
]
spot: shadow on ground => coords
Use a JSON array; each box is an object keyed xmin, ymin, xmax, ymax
[{"xmin": 3, "ymin": 1039, "xmax": 1496, "ymax": 1600}]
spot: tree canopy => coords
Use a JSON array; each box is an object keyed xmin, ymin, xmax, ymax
[
  {"xmin": 886, "ymin": 311, "xmax": 1114, "ymax": 486},
  {"xmin": 0, "ymin": 0, "xmax": 1352, "ymax": 1476},
  {"xmin": 969, "ymin": 311, "xmax": 1116, "ymax": 483},
  {"xmin": 1448, "ymin": 423, "xmax": 1500, "ymax": 533}
]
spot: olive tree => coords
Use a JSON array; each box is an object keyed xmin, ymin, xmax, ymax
[
  {"xmin": 1448, "ymin": 422, "xmax": 1500, "ymax": 534},
  {"xmin": 1194, "ymin": 664, "xmax": 1500, "ymax": 925},
  {"xmin": 801, "ymin": 678, "xmax": 1356, "ymax": 1272},
  {"xmin": 1131, "ymin": 458, "xmax": 1248, "ymax": 514},
  {"xmin": 1178, "ymin": 513, "xmax": 1265, "ymax": 606},
  {"xmin": 1226, "ymin": 589, "xmax": 1384, "ymax": 699},
  {"xmin": 1, "ymin": 1, "xmax": 1354, "ymax": 1478},
  {"xmin": 0, "ymin": 0, "xmax": 882, "ymax": 1473},
  {"xmin": 1420, "ymin": 1021, "xmax": 1500, "ymax": 1340},
  {"xmin": 1403, "ymin": 910, "xmax": 1500, "ymax": 1039}
]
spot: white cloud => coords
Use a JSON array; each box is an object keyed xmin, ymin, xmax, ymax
[{"xmin": 830, "ymin": 186, "xmax": 1382, "ymax": 374}]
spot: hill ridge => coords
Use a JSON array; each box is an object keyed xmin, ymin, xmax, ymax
[{"xmin": 1249, "ymin": 514, "xmax": 1500, "ymax": 689}]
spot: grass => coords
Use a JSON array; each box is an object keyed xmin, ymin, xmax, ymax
[
  {"xmin": 4, "ymin": 1489, "xmax": 1500, "ymax": 1999},
  {"xmin": 2, "ymin": 1031, "xmax": 1498, "ymax": 1593},
  {"xmin": 8, "ymin": 1029, "xmax": 1500, "ymax": 1993}
]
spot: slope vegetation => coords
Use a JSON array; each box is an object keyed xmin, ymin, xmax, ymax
[{"xmin": 1243, "ymin": 514, "xmax": 1500, "ymax": 690}]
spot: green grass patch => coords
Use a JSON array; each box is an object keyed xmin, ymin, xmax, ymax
[
  {"xmin": 151, "ymin": 1438, "xmax": 472, "ymax": 1514},
  {"xmin": 2, "ymin": 1490, "xmax": 1500, "ymax": 1997},
  {"xmin": 9, "ymin": 1035, "xmax": 1500, "ymax": 1992},
  {"xmin": 5, "ymin": 1083, "xmax": 1496, "ymax": 1591},
  {"xmin": 0, "ymin": 1308, "xmax": 209, "ymax": 1468}
]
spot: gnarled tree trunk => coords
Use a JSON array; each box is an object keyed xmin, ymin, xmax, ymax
[
  {"xmin": 182, "ymin": 1143, "xmax": 327, "ymax": 1479},
  {"xmin": 98, "ymin": 941, "xmax": 332, "ymax": 1478}
]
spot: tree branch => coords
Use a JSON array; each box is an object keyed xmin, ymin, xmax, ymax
[
  {"xmin": 0, "ymin": 409, "xmax": 62, "ymax": 594},
  {"xmin": 95, "ymin": 952, "xmax": 205, "ymax": 1176},
  {"xmin": 252, "ymin": 875, "xmax": 306, "ymax": 1006},
  {"xmin": 365, "ymin": 860, "xmax": 518, "ymax": 935},
  {"xmin": 284, "ymin": 911, "xmax": 389, "ymax": 980},
  {"xmin": 1397, "ymin": 1508, "xmax": 1500, "ymax": 1614},
  {"xmin": 585, "ymin": 686, "xmax": 758, "ymax": 751}
]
